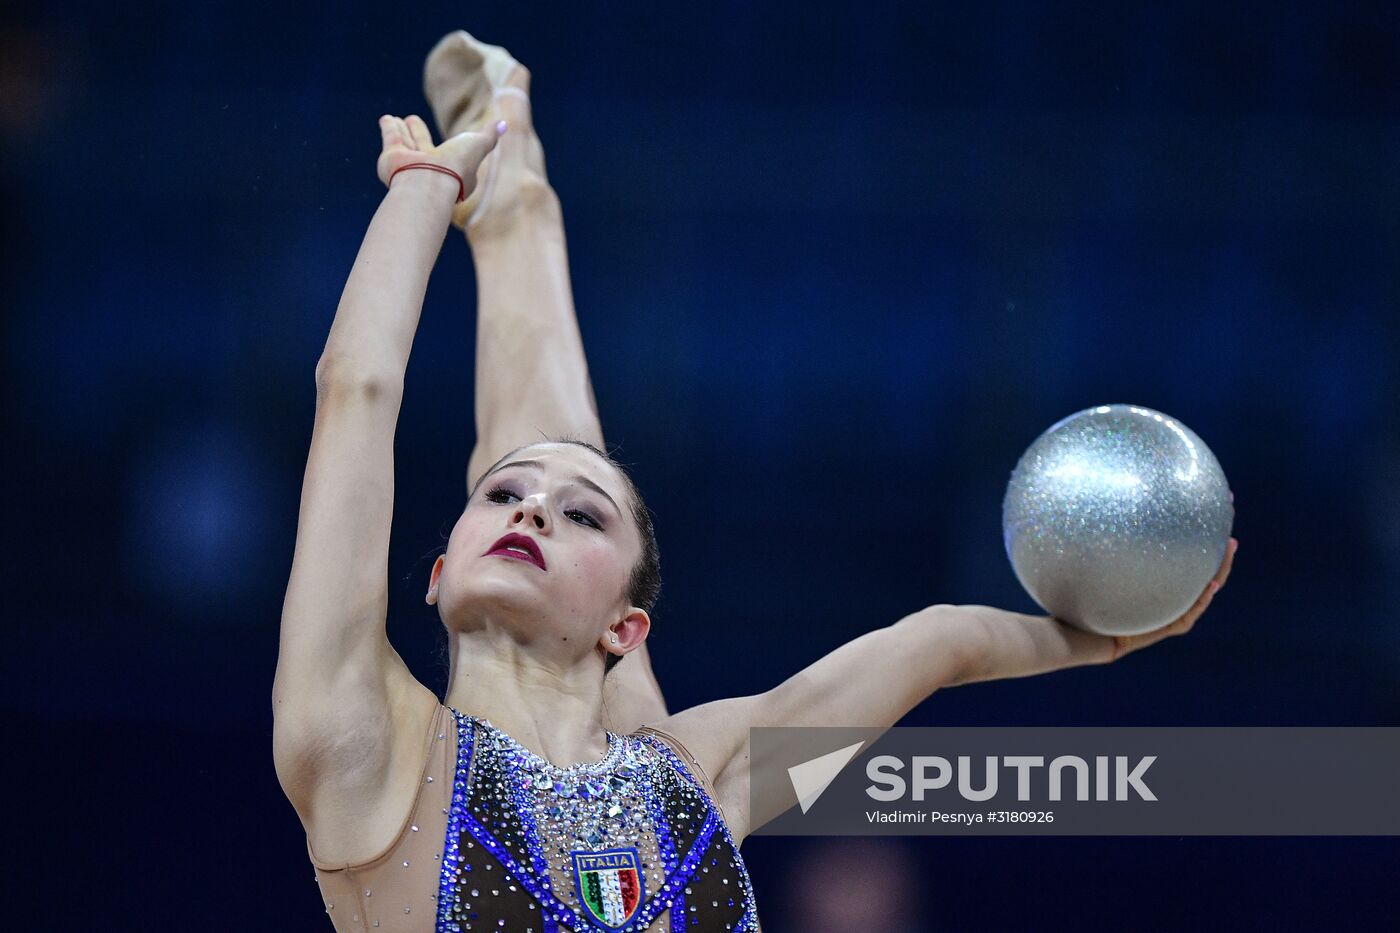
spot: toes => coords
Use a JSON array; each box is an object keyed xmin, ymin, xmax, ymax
[
  {"xmin": 424, "ymin": 31, "xmax": 487, "ymax": 112},
  {"xmin": 424, "ymin": 30, "xmax": 462, "ymax": 67},
  {"xmin": 424, "ymin": 30, "xmax": 483, "ymax": 78},
  {"xmin": 423, "ymin": 35, "xmax": 509, "ymax": 141}
]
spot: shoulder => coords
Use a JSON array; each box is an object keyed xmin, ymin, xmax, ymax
[
  {"xmin": 640, "ymin": 696, "xmax": 757, "ymax": 778},
  {"xmin": 632, "ymin": 722, "xmax": 711, "ymax": 789},
  {"xmin": 634, "ymin": 696, "xmax": 763, "ymax": 839}
]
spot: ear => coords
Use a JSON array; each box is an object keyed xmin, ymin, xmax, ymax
[
  {"xmin": 427, "ymin": 554, "xmax": 445, "ymax": 605},
  {"xmin": 602, "ymin": 608, "xmax": 651, "ymax": 657}
]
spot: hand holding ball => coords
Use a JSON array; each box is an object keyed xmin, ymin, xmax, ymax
[{"xmin": 1002, "ymin": 404, "xmax": 1234, "ymax": 637}]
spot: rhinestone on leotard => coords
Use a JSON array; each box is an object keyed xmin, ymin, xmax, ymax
[{"xmin": 433, "ymin": 709, "xmax": 759, "ymax": 931}]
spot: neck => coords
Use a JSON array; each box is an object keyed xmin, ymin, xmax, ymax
[{"xmin": 443, "ymin": 627, "xmax": 611, "ymax": 767}]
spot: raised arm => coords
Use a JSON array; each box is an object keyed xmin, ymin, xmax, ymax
[
  {"xmin": 272, "ymin": 116, "xmax": 500, "ymax": 862},
  {"xmin": 424, "ymin": 33, "xmax": 670, "ymax": 730},
  {"xmin": 660, "ymin": 538, "xmax": 1238, "ymax": 841}
]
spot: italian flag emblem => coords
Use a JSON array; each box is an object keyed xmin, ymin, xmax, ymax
[{"xmin": 571, "ymin": 846, "xmax": 644, "ymax": 929}]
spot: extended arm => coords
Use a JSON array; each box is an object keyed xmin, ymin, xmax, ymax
[
  {"xmin": 273, "ymin": 118, "xmax": 499, "ymax": 864},
  {"xmin": 278, "ymin": 163, "xmax": 466, "ymax": 704},
  {"xmin": 321, "ymin": 173, "xmax": 458, "ymax": 380},
  {"xmin": 661, "ymin": 538, "xmax": 1237, "ymax": 840}
]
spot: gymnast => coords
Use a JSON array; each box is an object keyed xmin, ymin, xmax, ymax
[{"xmin": 272, "ymin": 30, "xmax": 1237, "ymax": 932}]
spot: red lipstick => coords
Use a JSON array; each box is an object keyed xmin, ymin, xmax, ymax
[{"xmin": 484, "ymin": 532, "xmax": 547, "ymax": 570}]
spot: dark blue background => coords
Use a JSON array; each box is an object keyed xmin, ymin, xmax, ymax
[{"xmin": 4, "ymin": 1, "xmax": 1397, "ymax": 929}]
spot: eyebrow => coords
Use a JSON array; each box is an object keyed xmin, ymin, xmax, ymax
[{"xmin": 487, "ymin": 459, "xmax": 622, "ymax": 518}]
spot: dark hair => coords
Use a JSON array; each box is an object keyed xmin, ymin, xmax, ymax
[{"xmin": 467, "ymin": 437, "xmax": 661, "ymax": 675}]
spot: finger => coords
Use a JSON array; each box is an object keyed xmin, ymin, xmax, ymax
[
  {"xmin": 378, "ymin": 114, "xmax": 403, "ymax": 151},
  {"xmin": 1214, "ymin": 538, "xmax": 1238, "ymax": 587},
  {"xmin": 1181, "ymin": 540, "xmax": 1235, "ymax": 625},
  {"xmin": 1153, "ymin": 574, "xmax": 1219, "ymax": 643},
  {"xmin": 1181, "ymin": 544, "xmax": 1237, "ymax": 622},
  {"xmin": 1178, "ymin": 584, "xmax": 1216, "ymax": 630},
  {"xmin": 1114, "ymin": 544, "xmax": 1236, "ymax": 662},
  {"xmin": 1189, "ymin": 587, "xmax": 1214, "ymax": 619},
  {"xmin": 405, "ymin": 114, "xmax": 435, "ymax": 150},
  {"xmin": 395, "ymin": 116, "xmax": 414, "ymax": 151}
]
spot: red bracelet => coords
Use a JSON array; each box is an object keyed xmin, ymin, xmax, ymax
[{"xmin": 389, "ymin": 162, "xmax": 466, "ymax": 203}]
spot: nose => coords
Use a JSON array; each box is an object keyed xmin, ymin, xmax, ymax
[{"xmin": 511, "ymin": 493, "xmax": 550, "ymax": 532}]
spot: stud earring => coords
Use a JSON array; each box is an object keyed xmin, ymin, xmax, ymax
[{"xmin": 609, "ymin": 634, "xmax": 619, "ymax": 644}]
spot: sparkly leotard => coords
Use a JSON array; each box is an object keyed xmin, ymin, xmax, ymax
[{"xmin": 310, "ymin": 704, "xmax": 760, "ymax": 932}]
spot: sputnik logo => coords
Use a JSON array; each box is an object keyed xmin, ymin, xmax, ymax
[{"xmin": 788, "ymin": 741, "xmax": 866, "ymax": 814}]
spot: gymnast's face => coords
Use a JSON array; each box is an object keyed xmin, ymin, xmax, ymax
[{"xmin": 429, "ymin": 443, "xmax": 649, "ymax": 659}]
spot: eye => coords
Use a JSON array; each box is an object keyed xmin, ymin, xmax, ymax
[
  {"xmin": 486, "ymin": 484, "xmax": 603, "ymax": 530},
  {"xmin": 566, "ymin": 508, "xmax": 602, "ymax": 530}
]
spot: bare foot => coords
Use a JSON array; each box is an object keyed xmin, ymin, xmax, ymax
[{"xmin": 423, "ymin": 30, "xmax": 552, "ymax": 234}]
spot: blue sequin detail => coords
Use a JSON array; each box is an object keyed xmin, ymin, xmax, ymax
[
  {"xmin": 435, "ymin": 713, "xmax": 477, "ymax": 931},
  {"xmin": 434, "ymin": 709, "xmax": 758, "ymax": 931},
  {"xmin": 638, "ymin": 736, "xmax": 760, "ymax": 932}
]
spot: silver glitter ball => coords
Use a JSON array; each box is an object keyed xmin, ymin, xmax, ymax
[{"xmin": 1002, "ymin": 404, "xmax": 1234, "ymax": 636}]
